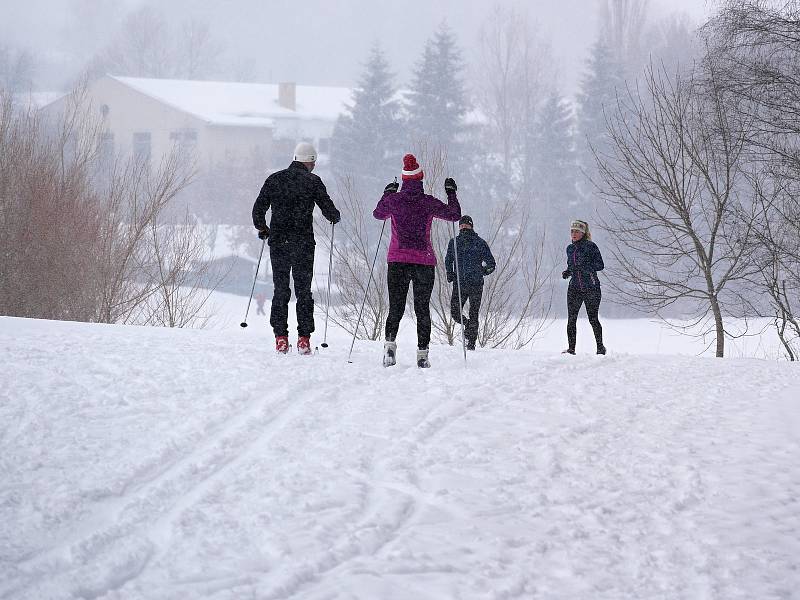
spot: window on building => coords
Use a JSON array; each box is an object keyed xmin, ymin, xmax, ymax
[
  {"xmin": 133, "ymin": 132, "xmax": 151, "ymax": 166},
  {"xmin": 170, "ymin": 128, "xmax": 198, "ymax": 154}
]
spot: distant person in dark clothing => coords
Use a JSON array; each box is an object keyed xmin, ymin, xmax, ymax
[
  {"xmin": 374, "ymin": 153, "xmax": 461, "ymax": 368},
  {"xmin": 255, "ymin": 292, "xmax": 266, "ymax": 316},
  {"xmin": 445, "ymin": 215, "xmax": 496, "ymax": 350},
  {"xmin": 561, "ymin": 219, "xmax": 606, "ymax": 355},
  {"xmin": 252, "ymin": 142, "xmax": 341, "ymax": 355}
]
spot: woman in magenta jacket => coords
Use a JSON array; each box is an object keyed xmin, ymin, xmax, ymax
[{"xmin": 373, "ymin": 153, "xmax": 461, "ymax": 368}]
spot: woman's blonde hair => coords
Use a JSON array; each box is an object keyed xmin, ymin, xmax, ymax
[{"xmin": 570, "ymin": 219, "xmax": 591, "ymax": 241}]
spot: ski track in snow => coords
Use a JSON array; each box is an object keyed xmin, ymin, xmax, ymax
[{"xmin": 1, "ymin": 317, "xmax": 799, "ymax": 599}]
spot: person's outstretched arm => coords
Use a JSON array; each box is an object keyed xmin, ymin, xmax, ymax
[
  {"xmin": 373, "ymin": 181, "xmax": 398, "ymax": 220},
  {"xmin": 314, "ymin": 179, "xmax": 341, "ymax": 224},
  {"xmin": 430, "ymin": 177, "xmax": 461, "ymax": 222}
]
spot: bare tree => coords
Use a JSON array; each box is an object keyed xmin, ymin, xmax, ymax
[
  {"xmin": 87, "ymin": 7, "xmax": 222, "ymax": 80},
  {"xmin": 65, "ymin": 0, "xmax": 122, "ymax": 60},
  {"xmin": 705, "ymin": 0, "xmax": 800, "ymax": 176},
  {"xmin": 474, "ymin": 200, "xmax": 553, "ymax": 349},
  {"xmin": 702, "ymin": 0, "xmax": 800, "ymax": 358},
  {"xmin": 0, "ymin": 86, "xmax": 103, "ymax": 321},
  {"xmin": 93, "ymin": 151, "xmax": 195, "ymax": 325},
  {"xmin": 319, "ymin": 135, "xmax": 553, "ymax": 349},
  {"xmin": 601, "ymin": 0, "xmax": 651, "ymax": 76},
  {"xmin": 317, "ymin": 175, "xmax": 388, "ymax": 340},
  {"xmin": 415, "ymin": 140, "xmax": 552, "ymax": 348},
  {"xmin": 475, "ymin": 5, "xmax": 552, "ymax": 178},
  {"xmin": 594, "ymin": 63, "xmax": 759, "ymax": 357},
  {"xmin": 0, "ymin": 45, "xmax": 36, "ymax": 95},
  {"xmin": 748, "ymin": 175, "xmax": 800, "ymax": 359},
  {"xmin": 135, "ymin": 212, "xmax": 220, "ymax": 328},
  {"xmin": 176, "ymin": 19, "xmax": 222, "ymax": 80},
  {"xmin": 644, "ymin": 12, "xmax": 700, "ymax": 76},
  {"xmin": 0, "ymin": 81, "xmax": 217, "ymax": 328},
  {"xmin": 97, "ymin": 6, "xmax": 173, "ymax": 78}
]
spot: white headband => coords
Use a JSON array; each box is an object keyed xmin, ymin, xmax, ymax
[{"xmin": 570, "ymin": 221, "xmax": 587, "ymax": 234}]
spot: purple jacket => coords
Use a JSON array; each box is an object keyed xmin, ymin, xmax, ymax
[{"xmin": 373, "ymin": 179, "xmax": 461, "ymax": 266}]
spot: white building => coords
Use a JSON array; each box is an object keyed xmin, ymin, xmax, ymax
[{"xmin": 44, "ymin": 75, "xmax": 353, "ymax": 170}]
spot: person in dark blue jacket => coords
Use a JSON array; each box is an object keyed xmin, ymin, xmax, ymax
[
  {"xmin": 445, "ymin": 215, "xmax": 496, "ymax": 350},
  {"xmin": 562, "ymin": 219, "xmax": 606, "ymax": 355}
]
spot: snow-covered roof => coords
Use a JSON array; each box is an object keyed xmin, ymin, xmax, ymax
[
  {"xmin": 15, "ymin": 91, "xmax": 67, "ymax": 110},
  {"xmin": 111, "ymin": 76, "xmax": 353, "ymax": 128}
]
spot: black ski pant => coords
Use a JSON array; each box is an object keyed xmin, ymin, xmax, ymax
[
  {"xmin": 451, "ymin": 283, "xmax": 482, "ymax": 343},
  {"xmin": 567, "ymin": 287, "xmax": 603, "ymax": 351},
  {"xmin": 270, "ymin": 240, "xmax": 315, "ymax": 337},
  {"xmin": 385, "ymin": 262, "xmax": 435, "ymax": 349}
]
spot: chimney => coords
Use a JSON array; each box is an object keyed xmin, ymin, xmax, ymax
[{"xmin": 278, "ymin": 82, "xmax": 296, "ymax": 111}]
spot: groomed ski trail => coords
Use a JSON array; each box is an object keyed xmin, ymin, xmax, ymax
[{"xmin": 1, "ymin": 317, "xmax": 799, "ymax": 599}]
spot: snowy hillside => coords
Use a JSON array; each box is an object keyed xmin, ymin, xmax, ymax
[{"xmin": 1, "ymin": 316, "xmax": 799, "ymax": 599}]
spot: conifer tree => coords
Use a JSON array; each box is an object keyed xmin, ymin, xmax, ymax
[
  {"xmin": 331, "ymin": 44, "xmax": 400, "ymax": 187},
  {"xmin": 405, "ymin": 24, "xmax": 469, "ymax": 159},
  {"xmin": 577, "ymin": 40, "xmax": 624, "ymax": 192},
  {"xmin": 528, "ymin": 91, "xmax": 580, "ymax": 228}
]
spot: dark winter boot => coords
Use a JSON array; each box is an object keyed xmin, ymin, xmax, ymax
[
  {"xmin": 597, "ymin": 345, "xmax": 607, "ymax": 355},
  {"xmin": 383, "ymin": 341, "xmax": 397, "ymax": 367},
  {"xmin": 297, "ymin": 336, "xmax": 312, "ymax": 355},
  {"xmin": 416, "ymin": 347, "xmax": 431, "ymax": 369},
  {"xmin": 466, "ymin": 339, "xmax": 476, "ymax": 351},
  {"xmin": 561, "ymin": 348, "xmax": 576, "ymax": 355},
  {"xmin": 276, "ymin": 336, "xmax": 289, "ymax": 354}
]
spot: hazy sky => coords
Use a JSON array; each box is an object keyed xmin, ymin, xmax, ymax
[{"xmin": 2, "ymin": 0, "xmax": 716, "ymax": 94}]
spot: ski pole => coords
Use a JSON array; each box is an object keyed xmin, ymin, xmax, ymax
[
  {"xmin": 321, "ymin": 222, "xmax": 335, "ymax": 348},
  {"xmin": 240, "ymin": 238, "xmax": 266, "ymax": 328},
  {"xmin": 451, "ymin": 221, "xmax": 467, "ymax": 363},
  {"xmin": 347, "ymin": 220, "xmax": 387, "ymax": 363}
]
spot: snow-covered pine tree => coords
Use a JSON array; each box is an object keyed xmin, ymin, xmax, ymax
[
  {"xmin": 527, "ymin": 90, "xmax": 580, "ymax": 230},
  {"xmin": 405, "ymin": 24, "xmax": 469, "ymax": 166},
  {"xmin": 331, "ymin": 44, "xmax": 400, "ymax": 189}
]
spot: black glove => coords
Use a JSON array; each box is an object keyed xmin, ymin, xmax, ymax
[
  {"xmin": 384, "ymin": 181, "xmax": 399, "ymax": 194},
  {"xmin": 562, "ymin": 269, "xmax": 571, "ymax": 279},
  {"xmin": 444, "ymin": 178, "xmax": 457, "ymax": 193},
  {"xmin": 330, "ymin": 214, "xmax": 341, "ymax": 225},
  {"xmin": 258, "ymin": 226, "xmax": 270, "ymax": 240},
  {"xmin": 447, "ymin": 272, "xmax": 454, "ymax": 283}
]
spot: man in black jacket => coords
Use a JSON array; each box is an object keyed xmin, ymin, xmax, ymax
[
  {"xmin": 252, "ymin": 142, "xmax": 340, "ymax": 354},
  {"xmin": 445, "ymin": 215, "xmax": 496, "ymax": 350}
]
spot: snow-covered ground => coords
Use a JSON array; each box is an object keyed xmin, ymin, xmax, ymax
[
  {"xmin": 1, "ymin": 313, "xmax": 799, "ymax": 599},
  {"xmin": 208, "ymin": 289, "xmax": 787, "ymax": 360}
]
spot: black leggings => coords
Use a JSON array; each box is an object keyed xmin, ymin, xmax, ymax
[
  {"xmin": 567, "ymin": 288, "xmax": 603, "ymax": 351},
  {"xmin": 385, "ymin": 262, "xmax": 435, "ymax": 349},
  {"xmin": 450, "ymin": 284, "xmax": 482, "ymax": 343}
]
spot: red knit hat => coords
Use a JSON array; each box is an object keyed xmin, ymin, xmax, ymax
[{"xmin": 401, "ymin": 153, "xmax": 424, "ymax": 181}]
